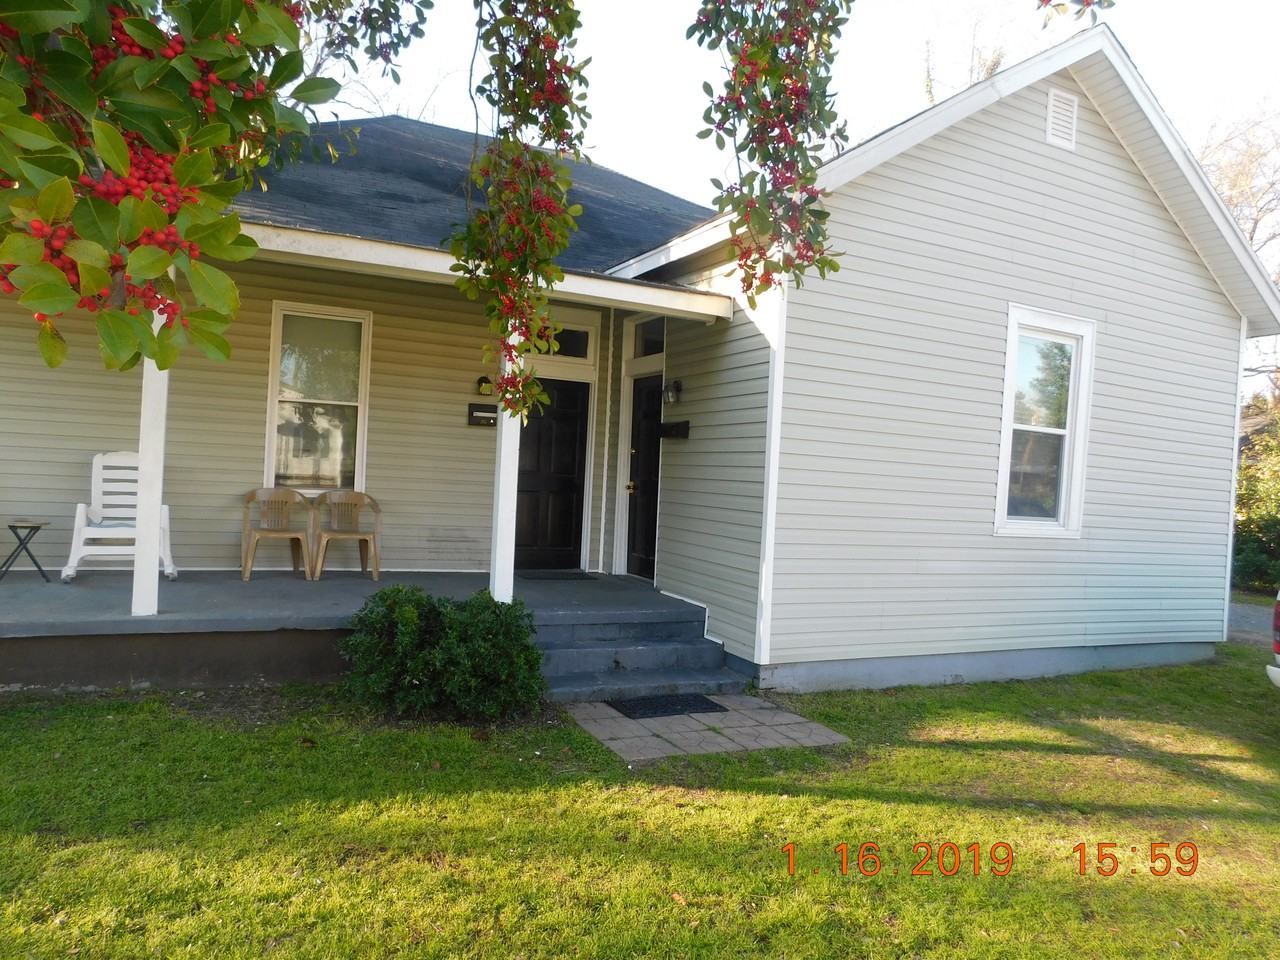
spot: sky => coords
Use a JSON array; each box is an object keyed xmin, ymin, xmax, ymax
[
  {"xmin": 324, "ymin": 0, "xmax": 1280, "ymax": 393},
  {"xmin": 327, "ymin": 0, "xmax": 1280, "ymax": 207}
]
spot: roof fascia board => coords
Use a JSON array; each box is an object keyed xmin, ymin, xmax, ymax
[
  {"xmin": 607, "ymin": 213, "xmax": 733, "ymax": 279},
  {"xmin": 244, "ymin": 223, "xmax": 733, "ymax": 322},
  {"xmin": 1077, "ymin": 34, "xmax": 1280, "ymax": 334}
]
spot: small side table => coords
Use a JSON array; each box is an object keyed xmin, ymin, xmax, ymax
[{"xmin": 1, "ymin": 520, "xmax": 50, "ymax": 583}]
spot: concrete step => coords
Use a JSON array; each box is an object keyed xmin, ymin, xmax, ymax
[
  {"xmin": 546, "ymin": 666, "xmax": 748, "ymax": 703},
  {"xmin": 533, "ymin": 617, "xmax": 705, "ymax": 646},
  {"xmin": 539, "ymin": 638, "xmax": 725, "ymax": 676}
]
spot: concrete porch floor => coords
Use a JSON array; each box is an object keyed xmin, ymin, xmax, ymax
[{"xmin": 0, "ymin": 570, "xmax": 700, "ymax": 639}]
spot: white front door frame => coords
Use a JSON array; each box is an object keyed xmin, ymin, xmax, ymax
[
  {"xmin": 611, "ymin": 314, "xmax": 666, "ymax": 577},
  {"xmin": 521, "ymin": 307, "xmax": 603, "ymax": 572}
]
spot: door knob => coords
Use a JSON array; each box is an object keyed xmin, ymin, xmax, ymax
[{"xmin": 625, "ymin": 481, "xmax": 637, "ymax": 493}]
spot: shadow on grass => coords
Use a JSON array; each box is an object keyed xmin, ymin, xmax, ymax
[{"xmin": 0, "ymin": 645, "xmax": 1276, "ymax": 846}]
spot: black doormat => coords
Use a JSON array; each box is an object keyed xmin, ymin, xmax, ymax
[
  {"xmin": 606, "ymin": 694, "xmax": 728, "ymax": 719},
  {"xmin": 517, "ymin": 570, "xmax": 597, "ymax": 581}
]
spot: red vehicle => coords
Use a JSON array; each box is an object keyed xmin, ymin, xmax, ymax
[{"xmin": 1270, "ymin": 593, "xmax": 1280, "ymax": 689}]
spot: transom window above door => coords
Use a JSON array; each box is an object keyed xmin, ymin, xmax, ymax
[
  {"xmin": 995, "ymin": 304, "xmax": 1095, "ymax": 538},
  {"xmin": 266, "ymin": 303, "xmax": 372, "ymax": 492}
]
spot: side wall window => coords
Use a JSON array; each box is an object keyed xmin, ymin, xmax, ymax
[
  {"xmin": 995, "ymin": 304, "xmax": 1095, "ymax": 537},
  {"xmin": 266, "ymin": 304, "xmax": 372, "ymax": 492}
]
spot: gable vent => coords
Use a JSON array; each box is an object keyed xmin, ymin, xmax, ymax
[{"xmin": 1045, "ymin": 87, "xmax": 1078, "ymax": 150}]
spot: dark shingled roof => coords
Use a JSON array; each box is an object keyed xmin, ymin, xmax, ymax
[{"xmin": 230, "ymin": 116, "xmax": 714, "ymax": 273}]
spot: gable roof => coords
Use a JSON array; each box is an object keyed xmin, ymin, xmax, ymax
[
  {"xmin": 230, "ymin": 116, "xmax": 713, "ymax": 273},
  {"xmin": 608, "ymin": 25, "xmax": 1280, "ymax": 337}
]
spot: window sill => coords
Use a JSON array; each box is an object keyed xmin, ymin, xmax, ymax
[{"xmin": 993, "ymin": 522, "xmax": 1081, "ymax": 539}]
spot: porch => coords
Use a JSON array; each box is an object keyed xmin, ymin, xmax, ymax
[
  {"xmin": 0, "ymin": 570, "xmax": 696, "ymax": 638},
  {"xmin": 0, "ymin": 571, "xmax": 747, "ymax": 700}
]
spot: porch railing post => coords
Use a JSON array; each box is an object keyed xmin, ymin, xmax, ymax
[
  {"xmin": 489, "ymin": 394, "xmax": 521, "ymax": 604},
  {"xmin": 131, "ymin": 314, "xmax": 170, "ymax": 616}
]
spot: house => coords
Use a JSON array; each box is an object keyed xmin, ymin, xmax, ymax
[{"xmin": 2, "ymin": 26, "xmax": 1277, "ymax": 694}]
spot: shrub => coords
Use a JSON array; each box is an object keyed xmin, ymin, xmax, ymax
[
  {"xmin": 1233, "ymin": 423, "xmax": 1280, "ymax": 593},
  {"xmin": 338, "ymin": 586, "xmax": 544, "ymax": 722}
]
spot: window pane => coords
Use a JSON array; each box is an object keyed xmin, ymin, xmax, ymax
[
  {"xmin": 1007, "ymin": 429, "xmax": 1063, "ymax": 519},
  {"xmin": 556, "ymin": 327, "xmax": 590, "ymax": 358},
  {"xmin": 635, "ymin": 318, "xmax": 665, "ymax": 357},
  {"xmin": 1014, "ymin": 334, "xmax": 1073, "ymax": 429},
  {"xmin": 275, "ymin": 401, "xmax": 357, "ymax": 488},
  {"xmin": 279, "ymin": 314, "xmax": 362, "ymax": 402}
]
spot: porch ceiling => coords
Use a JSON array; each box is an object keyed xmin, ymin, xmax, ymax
[{"xmin": 243, "ymin": 223, "xmax": 734, "ymax": 324}]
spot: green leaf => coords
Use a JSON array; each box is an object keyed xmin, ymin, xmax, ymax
[
  {"xmin": 39, "ymin": 51, "xmax": 97, "ymax": 118},
  {"xmin": 103, "ymin": 83, "xmax": 187, "ymax": 120},
  {"xmin": 0, "ymin": 0, "xmax": 78, "ymax": 35},
  {"xmin": 92, "ymin": 119, "xmax": 131, "ymax": 176},
  {"xmin": 0, "ymin": 232, "xmax": 46, "ymax": 266},
  {"xmin": 118, "ymin": 196, "xmax": 167, "ymax": 243},
  {"xmin": 36, "ymin": 177, "xmax": 74, "ymax": 223},
  {"xmin": 254, "ymin": 2, "xmax": 301, "ymax": 51},
  {"xmin": 121, "ymin": 311, "xmax": 159, "ymax": 357},
  {"xmin": 97, "ymin": 310, "xmax": 141, "ymax": 366},
  {"xmin": 191, "ymin": 0, "xmax": 238, "ymax": 38},
  {"xmin": 17, "ymin": 150, "xmax": 82, "ymax": 189},
  {"xmin": 0, "ymin": 112, "xmax": 62, "ymax": 150},
  {"xmin": 199, "ymin": 233, "xmax": 257, "ymax": 262},
  {"xmin": 20, "ymin": 280, "xmax": 81, "ymax": 315},
  {"xmin": 37, "ymin": 321, "xmax": 68, "ymax": 367},
  {"xmin": 188, "ymin": 323, "xmax": 231, "ymax": 361},
  {"xmin": 65, "ymin": 238, "xmax": 109, "ymax": 269},
  {"xmin": 269, "ymin": 51, "xmax": 304, "ymax": 88},
  {"xmin": 152, "ymin": 327, "xmax": 179, "ymax": 369},
  {"xmin": 173, "ymin": 150, "xmax": 213, "ymax": 187},
  {"xmin": 183, "ymin": 259, "xmax": 238, "ymax": 315},
  {"xmin": 274, "ymin": 102, "xmax": 310, "ymax": 135},
  {"xmin": 122, "ymin": 17, "xmax": 169, "ymax": 51},
  {"xmin": 289, "ymin": 77, "xmax": 341, "ymax": 105},
  {"xmin": 9, "ymin": 262, "xmax": 66, "ymax": 290},
  {"xmin": 71, "ymin": 196, "xmax": 120, "ymax": 250},
  {"xmin": 126, "ymin": 245, "xmax": 173, "ymax": 280},
  {"xmin": 188, "ymin": 122, "xmax": 230, "ymax": 150},
  {"xmin": 78, "ymin": 262, "xmax": 112, "ymax": 298}
]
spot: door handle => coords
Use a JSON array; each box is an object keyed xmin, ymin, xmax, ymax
[{"xmin": 625, "ymin": 481, "xmax": 637, "ymax": 494}]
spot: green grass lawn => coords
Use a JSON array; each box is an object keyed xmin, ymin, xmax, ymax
[
  {"xmin": 2, "ymin": 644, "xmax": 1279, "ymax": 959},
  {"xmin": 1231, "ymin": 589, "xmax": 1275, "ymax": 607}
]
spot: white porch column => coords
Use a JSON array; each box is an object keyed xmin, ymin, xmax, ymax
[
  {"xmin": 131, "ymin": 317, "xmax": 170, "ymax": 616},
  {"xmin": 488, "ymin": 395, "xmax": 521, "ymax": 602}
]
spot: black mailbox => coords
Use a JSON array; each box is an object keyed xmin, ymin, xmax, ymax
[{"xmin": 468, "ymin": 403, "xmax": 498, "ymax": 427}]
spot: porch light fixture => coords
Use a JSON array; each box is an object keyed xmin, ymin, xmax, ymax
[
  {"xmin": 476, "ymin": 376, "xmax": 494, "ymax": 396},
  {"xmin": 663, "ymin": 379, "xmax": 683, "ymax": 404}
]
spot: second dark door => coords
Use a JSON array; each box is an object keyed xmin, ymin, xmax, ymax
[
  {"xmin": 516, "ymin": 378, "xmax": 590, "ymax": 570},
  {"xmin": 626, "ymin": 374, "xmax": 663, "ymax": 579}
]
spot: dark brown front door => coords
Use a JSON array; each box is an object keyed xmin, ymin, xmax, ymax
[
  {"xmin": 626, "ymin": 374, "xmax": 663, "ymax": 579},
  {"xmin": 516, "ymin": 378, "xmax": 590, "ymax": 570}
]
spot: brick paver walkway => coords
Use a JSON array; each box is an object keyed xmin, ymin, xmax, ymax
[{"xmin": 566, "ymin": 694, "xmax": 849, "ymax": 761}]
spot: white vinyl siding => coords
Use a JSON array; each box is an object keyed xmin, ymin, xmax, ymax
[
  {"xmin": 0, "ymin": 260, "xmax": 625, "ymax": 574},
  {"xmin": 655, "ymin": 310, "xmax": 769, "ymax": 660},
  {"xmin": 771, "ymin": 70, "xmax": 1241, "ymax": 665}
]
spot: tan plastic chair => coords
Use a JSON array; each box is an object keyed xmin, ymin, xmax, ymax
[
  {"xmin": 241, "ymin": 488, "xmax": 314, "ymax": 581},
  {"xmin": 313, "ymin": 491, "xmax": 382, "ymax": 580}
]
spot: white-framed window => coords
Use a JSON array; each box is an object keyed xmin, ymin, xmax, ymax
[
  {"xmin": 264, "ymin": 301, "xmax": 373, "ymax": 492},
  {"xmin": 995, "ymin": 304, "xmax": 1095, "ymax": 538}
]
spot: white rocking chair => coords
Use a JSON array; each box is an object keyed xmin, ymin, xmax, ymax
[{"xmin": 61, "ymin": 451, "xmax": 178, "ymax": 583}]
